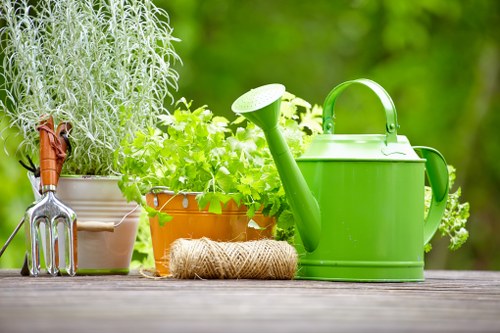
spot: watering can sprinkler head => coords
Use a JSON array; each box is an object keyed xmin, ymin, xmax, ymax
[
  {"xmin": 232, "ymin": 84, "xmax": 322, "ymax": 252},
  {"xmin": 231, "ymin": 84, "xmax": 285, "ymax": 131}
]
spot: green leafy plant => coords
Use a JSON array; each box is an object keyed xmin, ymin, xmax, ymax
[
  {"xmin": 121, "ymin": 93, "xmax": 321, "ymax": 266},
  {"xmin": 118, "ymin": 92, "xmax": 320, "ymax": 226},
  {"xmin": 425, "ymin": 166, "xmax": 470, "ymax": 252},
  {"xmin": 0, "ymin": 0, "xmax": 180, "ymax": 175}
]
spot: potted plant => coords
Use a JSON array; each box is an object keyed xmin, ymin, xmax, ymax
[
  {"xmin": 0, "ymin": 0, "xmax": 180, "ymax": 274},
  {"xmin": 121, "ymin": 92, "xmax": 471, "ymax": 275},
  {"xmin": 118, "ymin": 94, "xmax": 323, "ymax": 275}
]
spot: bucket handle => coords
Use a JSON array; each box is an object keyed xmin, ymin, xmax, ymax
[
  {"xmin": 76, "ymin": 204, "xmax": 140, "ymax": 233},
  {"xmin": 322, "ymin": 78, "xmax": 399, "ymax": 144},
  {"xmin": 414, "ymin": 147, "xmax": 450, "ymax": 245}
]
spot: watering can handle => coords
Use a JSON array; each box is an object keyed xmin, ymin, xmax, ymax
[
  {"xmin": 322, "ymin": 78, "xmax": 399, "ymax": 144},
  {"xmin": 414, "ymin": 147, "xmax": 450, "ymax": 245}
]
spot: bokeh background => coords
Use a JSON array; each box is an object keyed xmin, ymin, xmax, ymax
[{"xmin": 1, "ymin": 0, "xmax": 499, "ymax": 269}]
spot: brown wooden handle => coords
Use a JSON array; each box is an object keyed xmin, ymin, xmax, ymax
[
  {"xmin": 39, "ymin": 116, "xmax": 58, "ymax": 188},
  {"xmin": 55, "ymin": 122, "xmax": 72, "ymax": 182}
]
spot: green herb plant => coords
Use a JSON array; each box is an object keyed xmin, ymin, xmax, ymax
[
  {"xmin": 119, "ymin": 93, "xmax": 321, "ymax": 221},
  {"xmin": 425, "ymin": 166, "xmax": 470, "ymax": 252},
  {"xmin": 119, "ymin": 93, "xmax": 321, "ymax": 265},
  {"xmin": 120, "ymin": 92, "xmax": 469, "ymax": 267},
  {"xmin": 0, "ymin": 0, "xmax": 180, "ymax": 175}
]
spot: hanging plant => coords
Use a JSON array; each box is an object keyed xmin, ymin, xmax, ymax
[{"xmin": 0, "ymin": 0, "xmax": 181, "ymax": 175}]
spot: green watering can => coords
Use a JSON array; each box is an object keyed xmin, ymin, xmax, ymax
[{"xmin": 231, "ymin": 79, "xmax": 449, "ymax": 282}]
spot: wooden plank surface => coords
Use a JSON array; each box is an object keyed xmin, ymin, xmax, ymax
[{"xmin": 0, "ymin": 270, "xmax": 499, "ymax": 333}]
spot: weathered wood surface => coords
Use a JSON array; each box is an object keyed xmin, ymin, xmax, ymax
[{"xmin": 0, "ymin": 270, "xmax": 499, "ymax": 333}]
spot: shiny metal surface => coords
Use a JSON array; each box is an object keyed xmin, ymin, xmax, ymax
[{"xmin": 24, "ymin": 190, "xmax": 77, "ymax": 276}]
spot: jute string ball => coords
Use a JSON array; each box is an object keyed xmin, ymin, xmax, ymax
[{"xmin": 169, "ymin": 237, "xmax": 297, "ymax": 279}]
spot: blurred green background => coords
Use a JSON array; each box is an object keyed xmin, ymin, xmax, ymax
[{"xmin": 1, "ymin": 0, "xmax": 499, "ymax": 270}]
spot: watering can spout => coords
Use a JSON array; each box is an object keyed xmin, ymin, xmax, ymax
[{"xmin": 232, "ymin": 84, "xmax": 321, "ymax": 252}]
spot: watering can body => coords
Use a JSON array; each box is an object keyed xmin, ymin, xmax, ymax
[
  {"xmin": 232, "ymin": 79, "xmax": 449, "ymax": 282},
  {"xmin": 296, "ymin": 136, "xmax": 427, "ymax": 281}
]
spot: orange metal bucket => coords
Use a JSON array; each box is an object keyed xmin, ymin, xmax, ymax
[{"xmin": 146, "ymin": 191, "xmax": 275, "ymax": 276}]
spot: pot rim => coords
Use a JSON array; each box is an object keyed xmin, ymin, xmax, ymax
[
  {"xmin": 27, "ymin": 172, "xmax": 121, "ymax": 183},
  {"xmin": 148, "ymin": 187, "xmax": 244, "ymax": 197},
  {"xmin": 59, "ymin": 174, "xmax": 120, "ymax": 180},
  {"xmin": 148, "ymin": 186, "xmax": 201, "ymax": 196}
]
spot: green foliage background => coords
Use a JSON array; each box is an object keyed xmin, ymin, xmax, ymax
[{"xmin": 1, "ymin": 0, "xmax": 499, "ymax": 269}]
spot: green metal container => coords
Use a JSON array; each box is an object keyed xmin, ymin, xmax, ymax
[{"xmin": 232, "ymin": 79, "xmax": 449, "ymax": 282}]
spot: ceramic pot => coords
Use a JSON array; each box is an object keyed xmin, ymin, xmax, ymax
[
  {"xmin": 30, "ymin": 175, "xmax": 140, "ymax": 274},
  {"xmin": 146, "ymin": 190, "xmax": 275, "ymax": 276}
]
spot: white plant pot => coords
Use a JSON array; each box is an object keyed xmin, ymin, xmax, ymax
[{"xmin": 30, "ymin": 175, "xmax": 140, "ymax": 275}]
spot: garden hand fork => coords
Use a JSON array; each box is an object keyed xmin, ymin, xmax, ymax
[{"xmin": 24, "ymin": 115, "xmax": 77, "ymax": 276}]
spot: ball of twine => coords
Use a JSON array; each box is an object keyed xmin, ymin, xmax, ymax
[{"xmin": 169, "ymin": 237, "xmax": 298, "ymax": 280}]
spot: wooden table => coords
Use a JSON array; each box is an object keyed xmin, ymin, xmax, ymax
[{"xmin": 0, "ymin": 270, "xmax": 499, "ymax": 333}]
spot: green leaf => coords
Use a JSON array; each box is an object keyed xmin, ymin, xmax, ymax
[
  {"xmin": 246, "ymin": 204, "xmax": 256, "ymax": 218},
  {"xmin": 208, "ymin": 196, "xmax": 222, "ymax": 214},
  {"xmin": 144, "ymin": 206, "xmax": 173, "ymax": 227},
  {"xmin": 212, "ymin": 116, "xmax": 229, "ymax": 125},
  {"xmin": 196, "ymin": 193, "xmax": 211, "ymax": 210},
  {"xmin": 218, "ymin": 193, "xmax": 234, "ymax": 205},
  {"xmin": 277, "ymin": 210, "xmax": 295, "ymax": 229},
  {"xmin": 232, "ymin": 116, "xmax": 247, "ymax": 125},
  {"xmin": 157, "ymin": 212, "xmax": 173, "ymax": 226}
]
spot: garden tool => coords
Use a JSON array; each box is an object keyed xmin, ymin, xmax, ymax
[
  {"xmin": 0, "ymin": 119, "xmax": 75, "ymax": 275},
  {"xmin": 231, "ymin": 79, "xmax": 449, "ymax": 282},
  {"xmin": 24, "ymin": 115, "xmax": 77, "ymax": 276}
]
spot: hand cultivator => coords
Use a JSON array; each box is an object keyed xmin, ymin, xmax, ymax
[{"xmin": 0, "ymin": 116, "xmax": 77, "ymax": 276}]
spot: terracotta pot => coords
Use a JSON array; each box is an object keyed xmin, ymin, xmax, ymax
[{"xmin": 146, "ymin": 190, "xmax": 275, "ymax": 276}]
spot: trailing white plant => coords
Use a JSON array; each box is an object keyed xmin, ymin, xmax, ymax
[{"xmin": 0, "ymin": 0, "xmax": 180, "ymax": 175}]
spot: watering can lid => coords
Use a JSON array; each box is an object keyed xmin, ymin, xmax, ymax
[{"xmin": 298, "ymin": 134, "xmax": 423, "ymax": 162}]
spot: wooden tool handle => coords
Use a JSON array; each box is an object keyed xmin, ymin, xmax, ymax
[{"xmin": 39, "ymin": 116, "xmax": 58, "ymax": 189}]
